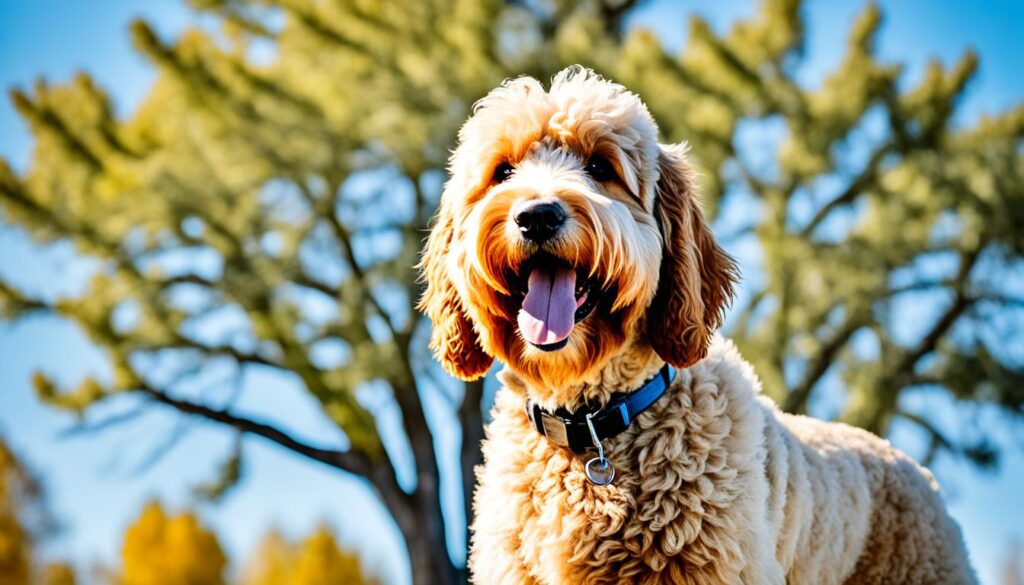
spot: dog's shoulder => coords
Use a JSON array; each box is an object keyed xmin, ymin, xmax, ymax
[
  {"xmin": 689, "ymin": 334, "xmax": 765, "ymax": 400},
  {"xmin": 670, "ymin": 335, "xmax": 771, "ymax": 434}
]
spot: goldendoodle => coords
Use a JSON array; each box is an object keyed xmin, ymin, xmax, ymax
[{"xmin": 420, "ymin": 66, "xmax": 976, "ymax": 584}]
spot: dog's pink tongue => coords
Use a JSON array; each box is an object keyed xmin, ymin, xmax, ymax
[{"xmin": 518, "ymin": 266, "xmax": 577, "ymax": 346}]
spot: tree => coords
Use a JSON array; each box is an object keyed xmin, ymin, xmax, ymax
[
  {"xmin": 239, "ymin": 530, "xmax": 291, "ymax": 585},
  {"xmin": 119, "ymin": 501, "xmax": 226, "ymax": 585},
  {"xmin": 40, "ymin": 563, "xmax": 77, "ymax": 585},
  {"xmin": 241, "ymin": 525, "xmax": 378, "ymax": 585},
  {"xmin": 1, "ymin": 1, "xmax": 1021, "ymax": 584},
  {"xmin": 0, "ymin": 438, "xmax": 38, "ymax": 585},
  {"xmin": 114, "ymin": 502, "xmax": 373, "ymax": 585},
  {"xmin": 0, "ymin": 436, "xmax": 72, "ymax": 585}
]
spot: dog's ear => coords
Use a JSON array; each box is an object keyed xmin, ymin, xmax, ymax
[
  {"xmin": 647, "ymin": 143, "xmax": 738, "ymax": 368},
  {"xmin": 418, "ymin": 200, "xmax": 493, "ymax": 381}
]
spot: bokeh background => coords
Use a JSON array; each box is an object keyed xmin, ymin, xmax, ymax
[{"xmin": 1, "ymin": 1, "xmax": 1023, "ymax": 584}]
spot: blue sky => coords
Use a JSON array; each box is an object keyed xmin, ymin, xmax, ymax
[{"xmin": 1, "ymin": 1, "xmax": 1022, "ymax": 584}]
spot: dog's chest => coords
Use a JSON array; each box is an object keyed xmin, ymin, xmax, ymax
[
  {"xmin": 514, "ymin": 435, "xmax": 638, "ymax": 583},
  {"xmin": 483, "ymin": 373, "xmax": 768, "ymax": 584},
  {"xmin": 508, "ymin": 420, "xmax": 747, "ymax": 584}
]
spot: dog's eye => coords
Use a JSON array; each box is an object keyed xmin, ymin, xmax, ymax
[
  {"xmin": 585, "ymin": 156, "xmax": 616, "ymax": 182},
  {"xmin": 493, "ymin": 162, "xmax": 514, "ymax": 183}
]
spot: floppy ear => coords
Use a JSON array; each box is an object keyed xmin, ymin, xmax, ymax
[
  {"xmin": 418, "ymin": 201, "xmax": 493, "ymax": 381},
  {"xmin": 647, "ymin": 143, "xmax": 739, "ymax": 368}
]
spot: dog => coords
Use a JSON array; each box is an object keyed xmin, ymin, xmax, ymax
[{"xmin": 419, "ymin": 66, "xmax": 976, "ymax": 584}]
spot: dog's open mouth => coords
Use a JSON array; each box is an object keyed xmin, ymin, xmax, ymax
[{"xmin": 512, "ymin": 254, "xmax": 599, "ymax": 351}]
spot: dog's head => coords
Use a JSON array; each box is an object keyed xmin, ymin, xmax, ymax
[{"xmin": 420, "ymin": 66, "xmax": 738, "ymax": 390}]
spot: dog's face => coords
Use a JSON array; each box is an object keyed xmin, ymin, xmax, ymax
[{"xmin": 420, "ymin": 67, "xmax": 738, "ymax": 391}]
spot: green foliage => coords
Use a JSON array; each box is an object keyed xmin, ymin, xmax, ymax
[
  {"xmin": 192, "ymin": 436, "xmax": 244, "ymax": 503},
  {"xmin": 2, "ymin": 0, "xmax": 1022, "ymax": 582}
]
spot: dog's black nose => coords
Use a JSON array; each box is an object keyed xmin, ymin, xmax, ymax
[{"xmin": 515, "ymin": 202, "xmax": 566, "ymax": 242}]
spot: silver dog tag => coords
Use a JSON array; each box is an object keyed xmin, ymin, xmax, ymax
[
  {"xmin": 585, "ymin": 456, "xmax": 615, "ymax": 485},
  {"xmin": 583, "ymin": 412, "xmax": 615, "ymax": 485}
]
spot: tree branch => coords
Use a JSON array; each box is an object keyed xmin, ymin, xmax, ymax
[
  {"xmin": 800, "ymin": 143, "xmax": 895, "ymax": 237},
  {"xmin": 458, "ymin": 377, "xmax": 486, "ymax": 556},
  {"xmin": 783, "ymin": 311, "xmax": 867, "ymax": 413},
  {"xmin": 292, "ymin": 176, "xmax": 403, "ymax": 340},
  {"xmin": 857, "ymin": 247, "xmax": 983, "ymax": 433},
  {"xmin": 137, "ymin": 379, "xmax": 372, "ymax": 475},
  {"xmin": 135, "ymin": 377, "xmax": 420, "ymax": 532},
  {"xmin": 897, "ymin": 248, "xmax": 981, "ymax": 373},
  {"xmin": 897, "ymin": 410, "xmax": 952, "ymax": 467}
]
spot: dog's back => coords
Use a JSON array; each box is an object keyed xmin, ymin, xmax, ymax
[{"xmin": 767, "ymin": 409, "xmax": 976, "ymax": 584}]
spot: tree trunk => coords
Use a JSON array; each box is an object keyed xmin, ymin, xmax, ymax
[
  {"xmin": 459, "ymin": 378, "xmax": 486, "ymax": 560},
  {"xmin": 398, "ymin": 378, "xmax": 487, "ymax": 585},
  {"xmin": 402, "ymin": 508, "xmax": 461, "ymax": 585}
]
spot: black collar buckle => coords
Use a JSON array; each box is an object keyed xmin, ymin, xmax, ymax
[{"xmin": 525, "ymin": 365, "xmax": 675, "ymax": 454}]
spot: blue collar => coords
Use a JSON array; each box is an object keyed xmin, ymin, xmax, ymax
[{"xmin": 525, "ymin": 364, "xmax": 676, "ymax": 454}]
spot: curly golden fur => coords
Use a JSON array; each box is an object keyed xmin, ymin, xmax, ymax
[{"xmin": 420, "ymin": 66, "xmax": 976, "ymax": 584}]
